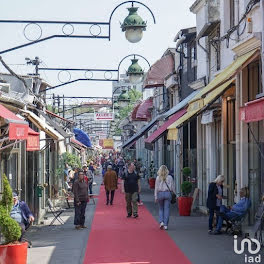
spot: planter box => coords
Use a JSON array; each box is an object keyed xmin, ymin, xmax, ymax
[
  {"xmin": 0, "ymin": 242, "xmax": 28, "ymax": 264},
  {"xmin": 178, "ymin": 196, "xmax": 193, "ymax": 216}
]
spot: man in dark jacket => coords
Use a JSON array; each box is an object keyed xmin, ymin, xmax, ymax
[
  {"xmin": 121, "ymin": 162, "xmax": 141, "ymax": 218},
  {"xmin": 207, "ymin": 175, "xmax": 225, "ymax": 233},
  {"xmin": 10, "ymin": 192, "xmax": 34, "ymax": 241},
  {"xmin": 73, "ymin": 170, "xmax": 88, "ymax": 230}
]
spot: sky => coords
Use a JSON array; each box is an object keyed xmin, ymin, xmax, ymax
[{"xmin": 0, "ymin": 0, "xmax": 196, "ymax": 105}]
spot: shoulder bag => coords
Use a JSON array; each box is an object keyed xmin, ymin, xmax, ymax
[{"xmin": 164, "ymin": 179, "xmax": 177, "ymax": 204}]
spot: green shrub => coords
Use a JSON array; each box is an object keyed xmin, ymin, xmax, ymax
[
  {"xmin": 182, "ymin": 167, "xmax": 191, "ymax": 176},
  {"xmin": 181, "ymin": 181, "xmax": 192, "ymax": 196},
  {"xmin": 0, "ymin": 174, "xmax": 21, "ymax": 244}
]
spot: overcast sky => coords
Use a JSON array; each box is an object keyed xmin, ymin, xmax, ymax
[{"xmin": 0, "ymin": 0, "xmax": 195, "ymax": 105}]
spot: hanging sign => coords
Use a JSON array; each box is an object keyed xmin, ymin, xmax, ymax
[{"xmin": 94, "ymin": 112, "xmax": 114, "ymax": 121}]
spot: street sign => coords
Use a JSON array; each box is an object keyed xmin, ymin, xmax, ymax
[{"xmin": 94, "ymin": 112, "xmax": 114, "ymax": 121}]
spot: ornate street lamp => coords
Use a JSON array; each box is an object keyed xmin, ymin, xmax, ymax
[
  {"xmin": 118, "ymin": 90, "xmax": 130, "ymax": 108},
  {"xmin": 113, "ymin": 102, "xmax": 120, "ymax": 110},
  {"xmin": 126, "ymin": 57, "xmax": 144, "ymax": 84},
  {"xmin": 121, "ymin": 6, "xmax": 147, "ymax": 43}
]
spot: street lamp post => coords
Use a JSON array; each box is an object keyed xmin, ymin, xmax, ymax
[
  {"xmin": 37, "ymin": 53, "xmax": 150, "ymax": 92},
  {"xmin": 0, "ymin": 1, "xmax": 156, "ymax": 55}
]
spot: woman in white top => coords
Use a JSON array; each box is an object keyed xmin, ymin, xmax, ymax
[{"xmin": 154, "ymin": 165, "xmax": 175, "ymax": 230}]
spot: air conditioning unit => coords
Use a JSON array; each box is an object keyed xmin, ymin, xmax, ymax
[{"xmin": 0, "ymin": 83, "xmax": 10, "ymax": 94}]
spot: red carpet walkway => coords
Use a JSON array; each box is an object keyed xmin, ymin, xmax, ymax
[{"xmin": 83, "ymin": 185, "xmax": 191, "ymax": 264}]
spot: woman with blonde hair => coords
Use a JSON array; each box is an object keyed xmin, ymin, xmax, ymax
[
  {"xmin": 206, "ymin": 175, "xmax": 225, "ymax": 234},
  {"xmin": 154, "ymin": 165, "xmax": 174, "ymax": 230}
]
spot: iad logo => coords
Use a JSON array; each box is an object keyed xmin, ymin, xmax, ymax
[{"xmin": 234, "ymin": 235, "xmax": 261, "ymax": 263}]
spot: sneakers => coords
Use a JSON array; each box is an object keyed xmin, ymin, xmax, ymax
[
  {"xmin": 137, "ymin": 202, "xmax": 144, "ymax": 206},
  {"xmin": 160, "ymin": 222, "xmax": 164, "ymax": 229},
  {"xmin": 208, "ymin": 229, "xmax": 213, "ymax": 234},
  {"xmin": 75, "ymin": 225, "xmax": 81, "ymax": 230},
  {"xmin": 164, "ymin": 226, "xmax": 168, "ymax": 230},
  {"xmin": 127, "ymin": 214, "xmax": 132, "ymax": 218},
  {"xmin": 133, "ymin": 214, "xmax": 138, "ymax": 218},
  {"xmin": 80, "ymin": 225, "xmax": 87, "ymax": 229},
  {"xmin": 213, "ymin": 230, "xmax": 222, "ymax": 235}
]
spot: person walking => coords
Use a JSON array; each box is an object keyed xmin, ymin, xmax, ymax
[
  {"xmin": 154, "ymin": 165, "xmax": 174, "ymax": 230},
  {"xmin": 73, "ymin": 170, "xmax": 89, "ymax": 230},
  {"xmin": 10, "ymin": 192, "xmax": 34, "ymax": 241},
  {"xmin": 104, "ymin": 165, "xmax": 118, "ymax": 205},
  {"xmin": 207, "ymin": 175, "xmax": 225, "ymax": 233},
  {"xmin": 121, "ymin": 162, "xmax": 140, "ymax": 218}
]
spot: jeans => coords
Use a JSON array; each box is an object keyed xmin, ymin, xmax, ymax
[
  {"xmin": 157, "ymin": 191, "xmax": 171, "ymax": 226},
  {"xmin": 106, "ymin": 190, "xmax": 115, "ymax": 204},
  {"xmin": 208, "ymin": 206, "xmax": 220, "ymax": 230},
  {"xmin": 216, "ymin": 205, "xmax": 238, "ymax": 231},
  {"xmin": 89, "ymin": 182, "xmax": 93, "ymax": 194},
  {"xmin": 74, "ymin": 201, "xmax": 87, "ymax": 226},
  {"xmin": 125, "ymin": 192, "xmax": 138, "ymax": 215},
  {"xmin": 19, "ymin": 223, "xmax": 26, "ymax": 242}
]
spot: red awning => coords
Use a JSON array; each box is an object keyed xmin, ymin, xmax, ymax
[
  {"xmin": 0, "ymin": 104, "xmax": 29, "ymax": 140},
  {"xmin": 145, "ymin": 109, "xmax": 186, "ymax": 143},
  {"xmin": 143, "ymin": 54, "xmax": 174, "ymax": 89},
  {"xmin": 240, "ymin": 97, "xmax": 264, "ymax": 123},
  {"xmin": 136, "ymin": 98, "xmax": 153, "ymax": 120},
  {"xmin": 27, "ymin": 128, "xmax": 40, "ymax": 151},
  {"xmin": 131, "ymin": 103, "xmax": 145, "ymax": 121}
]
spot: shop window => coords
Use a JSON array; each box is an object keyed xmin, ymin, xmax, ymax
[{"xmin": 208, "ymin": 24, "xmax": 221, "ymax": 76}]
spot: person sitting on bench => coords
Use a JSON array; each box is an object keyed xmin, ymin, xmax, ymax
[
  {"xmin": 10, "ymin": 192, "xmax": 34, "ymax": 241},
  {"xmin": 213, "ymin": 188, "xmax": 251, "ymax": 235}
]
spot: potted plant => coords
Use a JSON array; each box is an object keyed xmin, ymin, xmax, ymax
[
  {"xmin": 182, "ymin": 167, "xmax": 191, "ymax": 181},
  {"xmin": 0, "ymin": 174, "xmax": 28, "ymax": 264},
  {"xmin": 178, "ymin": 181, "xmax": 193, "ymax": 216},
  {"xmin": 148, "ymin": 161, "xmax": 156, "ymax": 189}
]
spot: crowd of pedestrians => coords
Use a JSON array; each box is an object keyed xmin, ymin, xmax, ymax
[{"xmin": 8, "ymin": 151, "xmax": 252, "ymax": 237}]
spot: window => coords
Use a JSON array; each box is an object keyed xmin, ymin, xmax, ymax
[
  {"xmin": 230, "ymin": 0, "xmax": 235, "ymax": 28},
  {"xmin": 208, "ymin": 25, "xmax": 221, "ymax": 76}
]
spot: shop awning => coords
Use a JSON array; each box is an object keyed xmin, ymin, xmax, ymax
[
  {"xmin": 27, "ymin": 128, "xmax": 40, "ymax": 151},
  {"xmin": 136, "ymin": 97, "xmax": 153, "ymax": 120},
  {"xmin": 167, "ymin": 49, "xmax": 260, "ymax": 140},
  {"xmin": 143, "ymin": 54, "xmax": 174, "ymax": 88},
  {"xmin": 240, "ymin": 97, "xmax": 264, "ymax": 123},
  {"xmin": 145, "ymin": 109, "xmax": 186, "ymax": 143},
  {"xmin": 73, "ymin": 128, "xmax": 92, "ymax": 148},
  {"xmin": 131, "ymin": 103, "xmax": 140, "ymax": 120},
  {"xmin": 71, "ymin": 138, "xmax": 87, "ymax": 149},
  {"xmin": 159, "ymin": 90, "xmax": 199, "ymax": 119},
  {"xmin": 122, "ymin": 117, "xmax": 161, "ymax": 149},
  {"xmin": 167, "ymin": 80, "xmax": 234, "ymax": 140},
  {"xmin": 21, "ymin": 110, "xmax": 64, "ymax": 141},
  {"xmin": 0, "ymin": 104, "xmax": 29, "ymax": 140},
  {"xmin": 38, "ymin": 110, "xmax": 72, "ymax": 139}
]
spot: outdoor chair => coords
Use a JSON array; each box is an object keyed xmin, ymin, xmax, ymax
[
  {"xmin": 88, "ymin": 193, "xmax": 98, "ymax": 205},
  {"xmin": 62, "ymin": 189, "xmax": 74, "ymax": 209},
  {"xmin": 217, "ymin": 210, "xmax": 249, "ymax": 236},
  {"xmin": 47, "ymin": 198, "xmax": 66, "ymax": 226}
]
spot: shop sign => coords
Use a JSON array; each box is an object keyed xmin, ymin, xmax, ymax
[
  {"xmin": 26, "ymin": 134, "xmax": 40, "ymax": 151},
  {"xmin": 94, "ymin": 112, "xmax": 114, "ymax": 121},
  {"xmin": 9, "ymin": 123, "xmax": 28, "ymax": 140}
]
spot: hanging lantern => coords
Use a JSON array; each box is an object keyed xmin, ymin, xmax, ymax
[
  {"xmin": 127, "ymin": 58, "xmax": 144, "ymax": 84},
  {"xmin": 121, "ymin": 7, "xmax": 147, "ymax": 43},
  {"xmin": 118, "ymin": 90, "xmax": 130, "ymax": 107}
]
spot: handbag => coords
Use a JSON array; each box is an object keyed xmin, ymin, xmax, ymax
[{"xmin": 164, "ymin": 180, "xmax": 177, "ymax": 204}]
